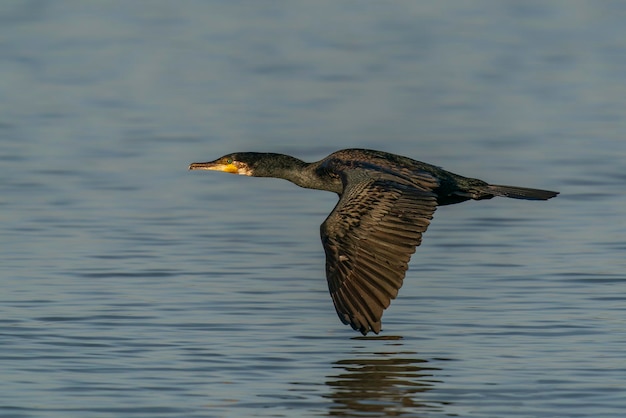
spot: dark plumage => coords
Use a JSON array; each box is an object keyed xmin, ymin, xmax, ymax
[{"xmin": 189, "ymin": 148, "xmax": 558, "ymax": 335}]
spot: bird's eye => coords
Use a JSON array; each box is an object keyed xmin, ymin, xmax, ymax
[{"xmin": 226, "ymin": 158, "xmax": 233, "ymax": 164}]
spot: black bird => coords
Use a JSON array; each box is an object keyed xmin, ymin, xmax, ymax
[{"xmin": 189, "ymin": 148, "xmax": 558, "ymax": 335}]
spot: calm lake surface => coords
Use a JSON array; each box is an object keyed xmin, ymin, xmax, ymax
[{"xmin": 2, "ymin": 1, "xmax": 625, "ymax": 417}]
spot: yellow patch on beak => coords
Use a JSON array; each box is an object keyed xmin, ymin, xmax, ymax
[{"xmin": 221, "ymin": 163, "xmax": 239, "ymax": 173}]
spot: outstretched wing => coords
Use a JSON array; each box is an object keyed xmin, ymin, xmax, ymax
[{"xmin": 320, "ymin": 170, "xmax": 438, "ymax": 335}]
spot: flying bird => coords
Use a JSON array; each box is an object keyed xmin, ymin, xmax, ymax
[{"xmin": 189, "ymin": 148, "xmax": 558, "ymax": 335}]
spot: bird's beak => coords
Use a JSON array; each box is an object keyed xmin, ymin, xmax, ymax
[{"xmin": 189, "ymin": 160, "xmax": 238, "ymax": 174}]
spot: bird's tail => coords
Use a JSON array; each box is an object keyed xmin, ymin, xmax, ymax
[{"xmin": 487, "ymin": 184, "xmax": 559, "ymax": 200}]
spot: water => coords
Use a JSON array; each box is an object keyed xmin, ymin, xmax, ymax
[{"xmin": 2, "ymin": 1, "xmax": 625, "ymax": 417}]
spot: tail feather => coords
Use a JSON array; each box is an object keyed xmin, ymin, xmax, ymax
[{"xmin": 487, "ymin": 184, "xmax": 559, "ymax": 201}]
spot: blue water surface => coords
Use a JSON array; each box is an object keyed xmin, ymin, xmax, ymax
[{"xmin": 1, "ymin": 1, "xmax": 625, "ymax": 417}]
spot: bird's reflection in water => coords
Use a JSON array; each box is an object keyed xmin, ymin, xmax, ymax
[{"xmin": 325, "ymin": 336, "xmax": 447, "ymax": 416}]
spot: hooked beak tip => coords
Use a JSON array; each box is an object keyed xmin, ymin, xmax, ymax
[{"xmin": 189, "ymin": 162, "xmax": 209, "ymax": 170}]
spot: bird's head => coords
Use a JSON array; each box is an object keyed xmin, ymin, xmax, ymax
[
  {"xmin": 188, "ymin": 153, "xmax": 262, "ymax": 176},
  {"xmin": 189, "ymin": 152, "xmax": 308, "ymax": 179}
]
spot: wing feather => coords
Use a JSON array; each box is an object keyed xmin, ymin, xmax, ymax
[{"xmin": 320, "ymin": 170, "xmax": 438, "ymax": 335}]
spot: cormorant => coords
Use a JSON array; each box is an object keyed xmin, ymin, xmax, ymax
[{"xmin": 189, "ymin": 148, "xmax": 558, "ymax": 335}]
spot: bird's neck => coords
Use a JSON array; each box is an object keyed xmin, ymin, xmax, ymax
[{"xmin": 253, "ymin": 154, "xmax": 340, "ymax": 193}]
